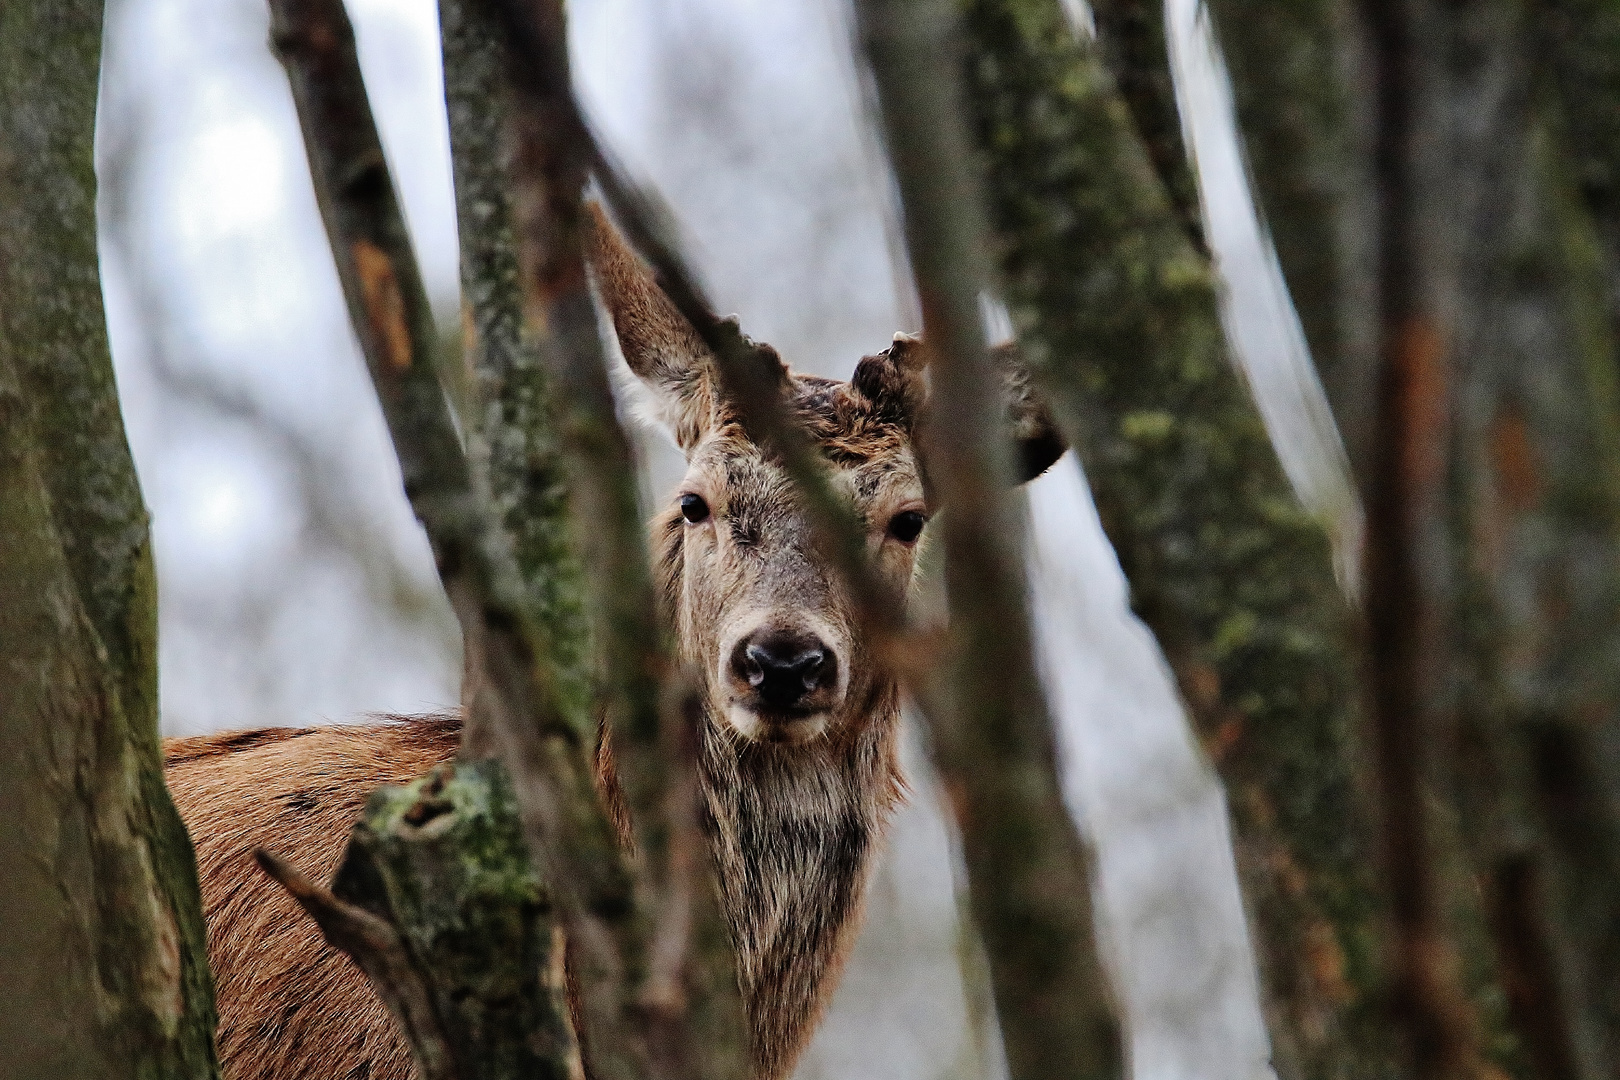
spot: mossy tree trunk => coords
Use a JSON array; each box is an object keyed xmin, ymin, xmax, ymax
[
  {"xmin": 1210, "ymin": 0, "xmax": 1620, "ymax": 1074},
  {"xmin": 0, "ymin": 1, "xmax": 221, "ymax": 1076},
  {"xmin": 960, "ymin": 5, "xmax": 1403, "ymax": 1080}
]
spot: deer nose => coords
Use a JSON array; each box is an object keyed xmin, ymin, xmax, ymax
[{"xmin": 733, "ymin": 634, "xmax": 835, "ymax": 710}]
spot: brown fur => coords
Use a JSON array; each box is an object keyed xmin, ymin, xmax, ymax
[
  {"xmin": 166, "ymin": 717, "xmax": 460, "ymax": 1080},
  {"xmin": 166, "ymin": 206, "xmax": 1062, "ymax": 1080}
]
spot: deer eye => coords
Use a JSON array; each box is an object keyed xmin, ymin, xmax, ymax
[
  {"xmin": 679, "ymin": 493, "xmax": 711, "ymax": 524},
  {"xmin": 886, "ymin": 510, "xmax": 926, "ymax": 544}
]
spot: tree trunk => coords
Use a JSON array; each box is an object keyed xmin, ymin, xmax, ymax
[
  {"xmin": 0, "ymin": 1, "xmax": 221, "ymax": 1075},
  {"xmin": 960, "ymin": 5, "xmax": 1400, "ymax": 1080},
  {"xmin": 852, "ymin": 3, "xmax": 1126, "ymax": 1079},
  {"xmin": 1088, "ymin": 0, "xmax": 1208, "ymax": 258},
  {"xmin": 1447, "ymin": 3, "xmax": 1620, "ymax": 1075},
  {"xmin": 1202, "ymin": 0, "xmax": 1377, "ymax": 482},
  {"xmin": 1211, "ymin": 0, "xmax": 1620, "ymax": 1073}
]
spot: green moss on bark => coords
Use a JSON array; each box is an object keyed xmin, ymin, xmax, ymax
[
  {"xmin": 960, "ymin": 5, "xmax": 1395, "ymax": 1079},
  {"xmin": 1088, "ymin": 0, "xmax": 1208, "ymax": 258},
  {"xmin": 439, "ymin": 0, "xmax": 593, "ymax": 735},
  {"xmin": 0, "ymin": 2, "xmax": 220, "ymax": 1075},
  {"xmin": 333, "ymin": 761, "xmax": 582, "ymax": 1080}
]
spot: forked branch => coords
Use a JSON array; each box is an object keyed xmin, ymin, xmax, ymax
[{"xmin": 266, "ymin": 3, "xmax": 665, "ymax": 1079}]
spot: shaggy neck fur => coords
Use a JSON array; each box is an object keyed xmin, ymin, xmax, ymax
[
  {"xmin": 657, "ymin": 498, "xmax": 906, "ymax": 1079},
  {"xmin": 699, "ymin": 687, "xmax": 904, "ymax": 1080}
]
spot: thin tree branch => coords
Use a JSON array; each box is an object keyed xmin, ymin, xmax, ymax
[
  {"xmin": 465, "ymin": 2, "xmax": 748, "ymax": 1077},
  {"xmin": 851, "ymin": 3, "xmax": 1125, "ymax": 1080},
  {"xmin": 266, "ymin": 4, "xmax": 657, "ymax": 1079},
  {"xmin": 254, "ymin": 849, "xmax": 459, "ymax": 1080}
]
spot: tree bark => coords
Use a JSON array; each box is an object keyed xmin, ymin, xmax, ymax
[
  {"xmin": 436, "ymin": 0, "xmax": 591, "ymax": 745},
  {"xmin": 959, "ymin": 5, "xmax": 1399, "ymax": 1080},
  {"xmin": 0, "ymin": 0, "xmax": 221, "ymax": 1075},
  {"xmin": 1202, "ymin": 0, "xmax": 1376, "ymax": 481},
  {"xmin": 1532, "ymin": 0, "xmax": 1620, "ymax": 371},
  {"xmin": 1447, "ymin": 3, "xmax": 1620, "ymax": 1076},
  {"xmin": 1212, "ymin": 0, "xmax": 1620, "ymax": 1073},
  {"xmin": 1088, "ymin": 0, "xmax": 1209, "ymax": 258},
  {"xmin": 851, "ymin": 4, "xmax": 1126, "ymax": 1080}
]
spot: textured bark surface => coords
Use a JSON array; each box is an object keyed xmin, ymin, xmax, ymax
[
  {"xmin": 438, "ymin": 0, "xmax": 591, "ymax": 737},
  {"xmin": 1214, "ymin": 0, "xmax": 1620, "ymax": 1073},
  {"xmin": 852, "ymin": 3, "xmax": 1125, "ymax": 1080},
  {"xmin": 460, "ymin": 2, "xmax": 750, "ymax": 1076},
  {"xmin": 269, "ymin": 0, "xmax": 629, "ymax": 1074},
  {"xmin": 960, "ymin": 5, "xmax": 1397, "ymax": 1080},
  {"xmin": 1357, "ymin": 1, "xmax": 1495, "ymax": 1073},
  {"xmin": 1449, "ymin": 3, "xmax": 1620, "ymax": 1076},
  {"xmin": 331, "ymin": 760, "xmax": 582, "ymax": 1080},
  {"xmin": 1088, "ymin": 0, "xmax": 1208, "ymax": 258},
  {"xmin": 1534, "ymin": 0, "xmax": 1620, "ymax": 366},
  {"xmin": 0, "ymin": 0, "xmax": 221, "ymax": 1075}
]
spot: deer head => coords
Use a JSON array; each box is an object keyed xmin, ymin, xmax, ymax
[
  {"xmin": 585, "ymin": 204, "xmax": 1061, "ymax": 1079},
  {"xmin": 586, "ymin": 204, "xmax": 1062, "ymax": 750}
]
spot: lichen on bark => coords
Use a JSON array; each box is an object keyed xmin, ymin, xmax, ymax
[
  {"xmin": 332, "ymin": 760, "xmax": 583, "ymax": 1080},
  {"xmin": 0, "ymin": 0, "xmax": 220, "ymax": 1074},
  {"xmin": 438, "ymin": 0, "xmax": 592, "ymax": 738},
  {"xmin": 959, "ymin": 4, "xmax": 1394, "ymax": 1079}
]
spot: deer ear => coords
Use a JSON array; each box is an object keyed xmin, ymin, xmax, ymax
[
  {"xmin": 585, "ymin": 203, "xmax": 720, "ymax": 451},
  {"xmin": 852, "ymin": 332, "xmax": 930, "ymax": 423},
  {"xmin": 854, "ymin": 334, "xmax": 1065, "ymax": 485},
  {"xmin": 990, "ymin": 341, "xmax": 1066, "ymax": 482}
]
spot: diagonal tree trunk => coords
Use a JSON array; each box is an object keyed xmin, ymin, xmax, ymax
[
  {"xmin": 0, "ymin": 0, "xmax": 221, "ymax": 1075},
  {"xmin": 959, "ymin": 4, "xmax": 1404, "ymax": 1079}
]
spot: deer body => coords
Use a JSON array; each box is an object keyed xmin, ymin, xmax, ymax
[{"xmin": 164, "ymin": 206, "xmax": 1060, "ymax": 1080}]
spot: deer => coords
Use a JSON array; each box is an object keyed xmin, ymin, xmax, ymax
[{"xmin": 163, "ymin": 205, "xmax": 1064, "ymax": 1080}]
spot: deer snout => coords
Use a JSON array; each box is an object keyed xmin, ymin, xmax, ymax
[{"xmin": 735, "ymin": 634, "xmax": 836, "ymax": 710}]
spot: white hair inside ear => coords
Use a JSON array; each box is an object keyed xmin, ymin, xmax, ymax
[{"xmin": 590, "ymin": 269, "xmax": 683, "ymax": 447}]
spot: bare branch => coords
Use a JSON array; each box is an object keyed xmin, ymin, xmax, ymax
[
  {"xmin": 851, "ymin": 3, "xmax": 1125, "ymax": 1080},
  {"xmin": 255, "ymin": 849, "xmax": 460, "ymax": 1080},
  {"xmin": 471, "ymin": 3, "xmax": 748, "ymax": 1077}
]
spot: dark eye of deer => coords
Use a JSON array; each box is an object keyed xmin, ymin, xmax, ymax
[
  {"xmin": 887, "ymin": 510, "xmax": 926, "ymax": 544},
  {"xmin": 680, "ymin": 493, "xmax": 711, "ymax": 524}
]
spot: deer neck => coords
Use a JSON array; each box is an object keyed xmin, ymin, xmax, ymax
[{"xmin": 699, "ymin": 683, "xmax": 905, "ymax": 1079}]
